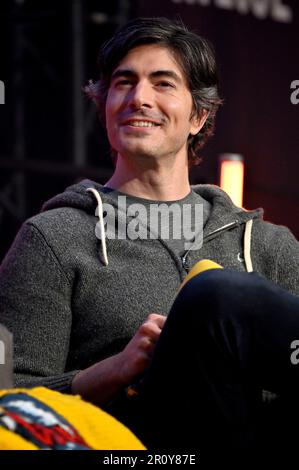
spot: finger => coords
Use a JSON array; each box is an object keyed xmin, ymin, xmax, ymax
[
  {"xmin": 139, "ymin": 320, "xmax": 163, "ymax": 341},
  {"xmin": 139, "ymin": 336, "xmax": 157, "ymax": 354},
  {"xmin": 146, "ymin": 313, "xmax": 167, "ymax": 329}
]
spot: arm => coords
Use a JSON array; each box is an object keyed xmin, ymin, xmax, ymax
[
  {"xmin": 0, "ymin": 222, "xmax": 166, "ymax": 402},
  {"xmin": 252, "ymin": 220, "xmax": 299, "ymax": 298},
  {"xmin": 0, "ymin": 222, "xmax": 75, "ymax": 391},
  {"xmin": 275, "ymin": 227, "xmax": 299, "ymax": 297}
]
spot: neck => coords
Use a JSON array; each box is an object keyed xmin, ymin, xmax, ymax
[{"xmin": 105, "ymin": 154, "xmax": 191, "ymax": 201}]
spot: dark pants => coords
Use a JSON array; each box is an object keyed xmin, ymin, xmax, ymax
[{"xmin": 111, "ymin": 270, "xmax": 299, "ymax": 461}]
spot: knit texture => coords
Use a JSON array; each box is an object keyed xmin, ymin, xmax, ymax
[{"xmin": 0, "ymin": 180, "xmax": 298, "ymax": 393}]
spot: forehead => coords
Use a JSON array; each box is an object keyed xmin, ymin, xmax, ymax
[{"xmin": 112, "ymin": 44, "xmax": 187, "ymax": 83}]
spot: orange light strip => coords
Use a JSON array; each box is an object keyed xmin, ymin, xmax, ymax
[{"xmin": 219, "ymin": 154, "xmax": 244, "ymax": 208}]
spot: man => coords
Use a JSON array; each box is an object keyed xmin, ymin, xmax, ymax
[{"xmin": 0, "ymin": 17, "xmax": 299, "ymax": 455}]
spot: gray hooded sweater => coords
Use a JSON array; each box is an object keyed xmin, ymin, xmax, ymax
[{"xmin": 0, "ymin": 180, "xmax": 298, "ymax": 392}]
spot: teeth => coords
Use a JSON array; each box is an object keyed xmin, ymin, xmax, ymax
[{"xmin": 128, "ymin": 121, "xmax": 158, "ymax": 127}]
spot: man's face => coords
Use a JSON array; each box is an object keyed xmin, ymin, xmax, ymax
[{"xmin": 105, "ymin": 44, "xmax": 203, "ymax": 164}]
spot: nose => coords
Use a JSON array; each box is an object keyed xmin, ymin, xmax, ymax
[{"xmin": 127, "ymin": 80, "xmax": 153, "ymax": 109}]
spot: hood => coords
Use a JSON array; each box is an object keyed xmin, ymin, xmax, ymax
[
  {"xmin": 42, "ymin": 179, "xmax": 263, "ymax": 222},
  {"xmin": 192, "ymin": 183, "xmax": 263, "ymax": 233},
  {"xmin": 42, "ymin": 179, "xmax": 104, "ymax": 214},
  {"xmin": 42, "ymin": 179, "xmax": 264, "ymax": 272}
]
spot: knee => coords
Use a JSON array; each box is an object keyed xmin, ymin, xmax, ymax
[
  {"xmin": 174, "ymin": 269, "xmax": 261, "ymax": 326},
  {"xmin": 179, "ymin": 268, "xmax": 238, "ymax": 304}
]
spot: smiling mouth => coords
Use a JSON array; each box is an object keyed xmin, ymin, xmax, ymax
[{"xmin": 124, "ymin": 120, "xmax": 160, "ymax": 128}]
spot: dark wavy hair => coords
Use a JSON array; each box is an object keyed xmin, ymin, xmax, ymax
[{"xmin": 85, "ymin": 17, "xmax": 223, "ymax": 166}]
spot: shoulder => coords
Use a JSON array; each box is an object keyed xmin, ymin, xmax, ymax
[
  {"xmin": 252, "ymin": 218, "xmax": 298, "ymax": 248},
  {"xmin": 27, "ymin": 207, "xmax": 95, "ymax": 240},
  {"xmin": 29, "ymin": 206, "xmax": 91, "ymax": 227},
  {"xmin": 251, "ymin": 218, "xmax": 299, "ymax": 295},
  {"xmin": 21, "ymin": 207, "xmax": 96, "ymax": 264}
]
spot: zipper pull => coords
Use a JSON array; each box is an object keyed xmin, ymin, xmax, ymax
[{"xmin": 181, "ymin": 252, "xmax": 191, "ymax": 272}]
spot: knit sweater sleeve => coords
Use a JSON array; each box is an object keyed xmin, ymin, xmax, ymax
[
  {"xmin": 0, "ymin": 222, "xmax": 78, "ymax": 392},
  {"xmin": 275, "ymin": 226, "xmax": 299, "ymax": 298}
]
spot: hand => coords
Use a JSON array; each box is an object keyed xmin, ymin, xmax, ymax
[
  {"xmin": 72, "ymin": 313, "xmax": 166, "ymax": 406},
  {"xmin": 118, "ymin": 313, "xmax": 166, "ymax": 385}
]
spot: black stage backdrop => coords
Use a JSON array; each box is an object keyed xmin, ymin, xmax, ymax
[{"xmin": 136, "ymin": 0, "xmax": 299, "ymax": 236}]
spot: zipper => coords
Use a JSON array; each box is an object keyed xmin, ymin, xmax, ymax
[{"xmin": 181, "ymin": 220, "xmax": 240, "ymax": 272}]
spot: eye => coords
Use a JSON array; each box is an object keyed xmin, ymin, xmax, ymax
[
  {"xmin": 157, "ymin": 81, "xmax": 175, "ymax": 89},
  {"xmin": 115, "ymin": 79, "xmax": 133, "ymax": 87}
]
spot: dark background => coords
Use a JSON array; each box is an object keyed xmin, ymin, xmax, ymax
[{"xmin": 0, "ymin": 0, "xmax": 298, "ymax": 262}]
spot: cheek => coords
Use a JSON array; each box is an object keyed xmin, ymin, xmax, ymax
[
  {"xmin": 106, "ymin": 122, "xmax": 118, "ymax": 152},
  {"xmin": 165, "ymin": 95, "xmax": 193, "ymax": 124},
  {"xmin": 106, "ymin": 88, "xmax": 127, "ymax": 112},
  {"xmin": 105, "ymin": 93, "xmax": 115, "ymax": 122},
  {"xmin": 105, "ymin": 110, "xmax": 116, "ymax": 146},
  {"xmin": 105, "ymin": 96, "xmax": 119, "ymax": 137},
  {"xmin": 105, "ymin": 88, "xmax": 120, "ymax": 117}
]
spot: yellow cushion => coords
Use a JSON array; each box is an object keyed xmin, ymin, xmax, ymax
[{"xmin": 0, "ymin": 387, "xmax": 145, "ymax": 450}]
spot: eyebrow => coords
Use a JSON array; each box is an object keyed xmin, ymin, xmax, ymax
[{"xmin": 111, "ymin": 68, "xmax": 183, "ymax": 84}]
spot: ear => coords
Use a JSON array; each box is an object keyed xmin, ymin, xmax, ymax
[{"xmin": 190, "ymin": 109, "xmax": 209, "ymax": 136}]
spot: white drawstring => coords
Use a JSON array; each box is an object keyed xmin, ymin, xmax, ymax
[
  {"xmin": 87, "ymin": 186, "xmax": 254, "ymax": 273},
  {"xmin": 244, "ymin": 219, "xmax": 253, "ymax": 272},
  {"xmin": 87, "ymin": 188, "xmax": 109, "ymax": 266}
]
